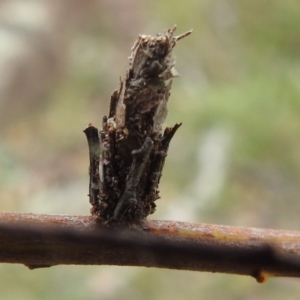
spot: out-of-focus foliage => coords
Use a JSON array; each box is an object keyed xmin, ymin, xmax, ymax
[{"xmin": 1, "ymin": 0, "xmax": 300, "ymax": 299}]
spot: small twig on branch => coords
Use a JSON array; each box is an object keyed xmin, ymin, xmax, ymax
[
  {"xmin": 1, "ymin": 212, "xmax": 300, "ymax": 282},
  {"xmin": 83, "ymin": 124, "xmax": 100, "ymax": 207}
]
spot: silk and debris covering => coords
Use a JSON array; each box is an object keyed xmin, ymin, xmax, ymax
[{"xmin": 85, "ymin": 26, "xmax": 192, "ymax": 225}]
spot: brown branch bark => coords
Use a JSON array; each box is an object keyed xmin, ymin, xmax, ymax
[{"xmin": 1, "ymin": 212, "xmax": 300, "ymax": 283}]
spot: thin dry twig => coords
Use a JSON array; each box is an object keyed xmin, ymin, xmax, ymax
[{"xmin": 1, "ymin": 212, "xmax": 300, "ymax": 283}]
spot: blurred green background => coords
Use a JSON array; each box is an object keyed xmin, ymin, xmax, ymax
[{"xmin": 1, "ymin": 0, "xmax": 300, "ymax": 299}]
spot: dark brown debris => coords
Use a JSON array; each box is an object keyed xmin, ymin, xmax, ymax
[{"xmin": 85, "ymin": 26, "xmax": 192, "ymax": 225}]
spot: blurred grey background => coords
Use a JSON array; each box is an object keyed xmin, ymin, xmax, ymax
[{"xmin": 1, "ymin": 0, "xmax": 300, "ymax": 299}]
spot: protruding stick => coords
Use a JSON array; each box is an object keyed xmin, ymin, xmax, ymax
[
  {"xmin": 83, "ymin": 124, "xmax": 100, "ymax": 206},
  {"xmin": 1, "ymin": 212, "xmax": 300, "ymax": 283}
]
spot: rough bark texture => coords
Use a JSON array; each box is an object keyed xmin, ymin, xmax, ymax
[
  {"xmin": 84, "ymin": 26, "xmax": 192, "ymax": 225},
  {"xmin": 2, "ymin": 212, "xmax": 300, "ymax": 283}
]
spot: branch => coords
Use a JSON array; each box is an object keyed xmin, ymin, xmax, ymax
[{"xmin": 1, "ymin": 212, "xmax": 300, "ymax": 282}]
